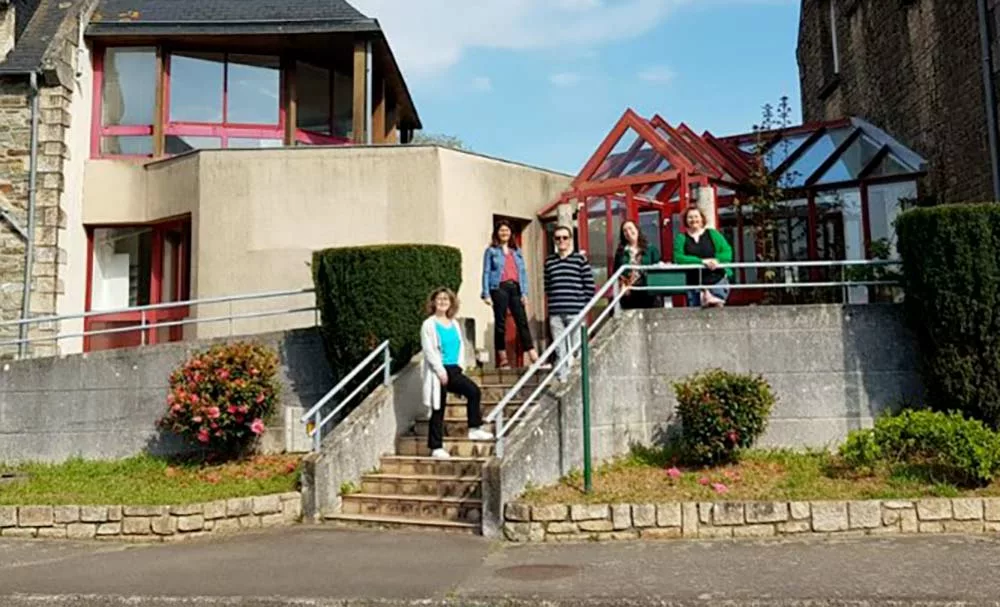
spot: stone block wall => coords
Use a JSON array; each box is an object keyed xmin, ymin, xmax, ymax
[
  {"xmin": 0, "ymin": 492, "xmax": 301, "ymax": 542},
  {"xmin": 797, "ymin": 0, "xmax": 990, "ymax": 203},
  {"xmin": 503, "ymin": 498, "xmax": 1000, "ymax": 542}
]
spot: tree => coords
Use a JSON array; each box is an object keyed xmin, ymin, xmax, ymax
[{"xmin": 411, "ymin": 132, "xmax": 467, "ymax": 150}]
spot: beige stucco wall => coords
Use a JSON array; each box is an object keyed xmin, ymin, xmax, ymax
[{"xmin": 81, "ymin": 145, "xmax": 571, "ymax": 353}]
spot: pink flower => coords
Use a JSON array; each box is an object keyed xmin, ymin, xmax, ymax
[
  {"xmin": 723, "ymin": 470, "xmax": 741, "ymax": 481},
  {"xmin": 666, "ymin": 467, "xmax": 682, "ymax": 479},
  {"xmin": 197, "ymin": 428, "xmax": 210, "ymax": 443},
  {"xmin": 250, "ymin": 418, "xmax": 265, "ymax": 435},
  {"xmin": 217, "ymin": 369, "xmax": 230, "ymax": 380},
  {"xmin": 239, "ymin": 405, "xmax": 249, "ymax": 414},
  {"xmin": 171, "ymin": 404, "xmax": 182, "ymax": 413},
  {"xmin": 206, "ymin": 406, "xmax": 221, "ymax": 419},
  {"xmin": 191, "ymin": 416, "xmax": 202, "ymax": 423},
  {"xmin": 250, "ymin": 368, "xmax": 260, "ymax": 376},
  {"xmin": 227, "ymin": 405, "xmax": 239, "ymax": 414},
  {"xmin": 698, "ymin": 477, "xmax": 710, "ymax": 486},
  {"xmin": 256, "ymin": 392, "xmax": 266, "ymax": 404},
  {"xmin": 167, "ymin": 394, "xmax": 175, "ymax": 404},
  {"xmin": 712, "ymin": 483, "xmax": 729, "ymax": 494},
  {"xmin": 189, "ymin": 394, "xmax": 200, "ymax": 404},
  {"xmin": 727, "ymin": 431, "xmax": 739, "ymax": 443}
]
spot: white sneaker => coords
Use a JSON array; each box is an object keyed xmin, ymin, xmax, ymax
[
  {"xmin": 431, "ymin": 448, "xmax": 451, "ymax": 459},
  {"xmin": 468, "ymin": 427, "xmax": 495, "ymax": 441}
]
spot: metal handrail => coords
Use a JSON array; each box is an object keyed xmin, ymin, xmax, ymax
[
  {"xmin": 301, "ymin": 340, "xmax": 391, "ymax": 452},
  {"xmin": 486, "ymin": 258, "xmax": 903, "ymax": 458},
  {"xmin": 0, "ymin": 287, "xmax": 318, "ymax": 355}
]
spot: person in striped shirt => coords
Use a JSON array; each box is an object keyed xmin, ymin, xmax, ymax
[{"xmin": 544, "ymin": 225, "xmax": 596, "ymax": 380}]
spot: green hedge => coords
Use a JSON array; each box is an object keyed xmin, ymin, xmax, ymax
[
  {"xmin": 896, "ymin": 203, "xmax": 1000, "ymax": 427},
  {"xmin": 312, "ymin": 244, "xmax": 462, "ymax": 380}
]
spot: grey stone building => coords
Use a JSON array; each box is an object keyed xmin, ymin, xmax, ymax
[{"xmin": 797, "ymin": 0, "xmax": 1000, "ymax": 203}]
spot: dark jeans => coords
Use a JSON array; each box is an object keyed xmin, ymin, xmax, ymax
[
  {"xmin": 429, "ymin": 365, "xmax": 482, "ymax": 450},
  {"xmin": 490, "ymin": 281, "xmax": 534, "ymax": 355}
]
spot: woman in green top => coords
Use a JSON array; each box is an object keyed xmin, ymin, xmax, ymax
[
  {"xmin": 614, "ymin": 220, "xmax": 661, "ymax": 309},
  {"xmin": 673, "ymin": 206, "xmax": 734, "ymax": 308}
]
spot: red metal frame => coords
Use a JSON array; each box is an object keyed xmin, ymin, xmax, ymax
[
  {"xmin": 83, "ymin": 217, "xmax": 192, "ymax": 352},
  {"xmin": 92, "ymin": 45, "xmax": 355, "ymax": 159}
]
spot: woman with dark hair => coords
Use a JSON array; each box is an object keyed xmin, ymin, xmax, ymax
[
  {"xmin": 613, "ymin": 219, "xmax": 661, "ymax": 309},
  {"xmin": 481, "ymin": 220, "xmax": 540, "ymax": 368},
  {"xmin": 673, "ymin": 206, "xmax": 733, "ymax": 308},
  {"xmin": 420, "ymin": 287, "xmax": 490, "ymax": 460}
]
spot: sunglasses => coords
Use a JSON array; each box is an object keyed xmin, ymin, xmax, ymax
[{"xmin": 554, "ymin": 235, "xmax": 571, "ymax": 241}]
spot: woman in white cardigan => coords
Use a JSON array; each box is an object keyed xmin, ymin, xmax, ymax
[{"xmin": 421, "ymin": 288, "xmax": 491, "ymax": 459}]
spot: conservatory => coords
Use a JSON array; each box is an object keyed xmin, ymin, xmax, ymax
[{"xmin": 538, "ymin": 111, "xmax": 927, "ymax": 304}]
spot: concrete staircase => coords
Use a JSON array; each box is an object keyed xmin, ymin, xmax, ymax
[{"xmin": 324, "ymin": 369, "xmax": 539, "ymax": 534}]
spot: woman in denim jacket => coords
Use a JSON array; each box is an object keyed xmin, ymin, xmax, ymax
[{"xmin": 481, "ymin": 220, "xmax": 540, "ymax": 368}]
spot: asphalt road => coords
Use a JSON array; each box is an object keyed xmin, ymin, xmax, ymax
[{"xmin": 2, "ymin": 526, "xmax": 1000, "ymax": 606}]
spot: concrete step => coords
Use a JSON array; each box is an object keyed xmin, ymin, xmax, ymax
[
  {"xmin": 340, "ymin": 493, "xmax": 482, "ymax": 524},
  {"xmin": 467, "ymin": 369, "xmax": 536, "ymax": 385},
  {"xmin": 443, "ymin": 400, "xmax": 526, "ymax": 418},
  {"xmin": 323, "ymin": 512, "xmax": 479, "ymax": 534},
  {"xmin": 453, "ymin": 383, "xmax": 540, "ymax": 402},
  {"xmin": 378, "ymin": 456, "xmax": 487, "ymax": 477},
  {"xmin": 412, "ymin": 418, "xmax": 498, "ymax": 439},
  {"xmin": 395, "ymin": 436, "xmax": 495, "ymax": 458},
  {"xmin": 360, "ymin": 473, "xmax": 481, "ymax": 499}
]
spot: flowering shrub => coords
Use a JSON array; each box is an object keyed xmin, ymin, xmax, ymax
[
  {"xmin": 673, "ymin": 369, "xmax": 775, "ymax": 465},
  {"xmin": 160, "ymin": 342, "xmax": 280, "ymax": 458}
]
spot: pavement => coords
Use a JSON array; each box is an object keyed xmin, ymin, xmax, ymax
[{"xmin": 2, "ymin": 526, "xmax": 1000, "ymax": 606}]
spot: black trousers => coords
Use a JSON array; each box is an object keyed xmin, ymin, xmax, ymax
[
  {"xmin": 429, "ymin": 365, "xmax": 482, "ymax": 450},
  {"xmin": 490, "ymin": 281, "xmax": 534, "ymax": 355}
]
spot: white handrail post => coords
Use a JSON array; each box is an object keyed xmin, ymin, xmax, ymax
[
  {"xmin": 140, "ymin": 310, "xmax": 146, "ymax": 346},
  {"xmin": 313, "ymin": 411, "xmax": 321, "ymax": 452},
  {"xmin": 612, "ymin": 279, "xmax": 621, "ymax": 315},
  {"xmin": 382, "ymin": 343, "xmax": 390, "ymax": 386},
  {"xmin": 496, "ymin": 405, "xmax": 505, "ymax": 459}
]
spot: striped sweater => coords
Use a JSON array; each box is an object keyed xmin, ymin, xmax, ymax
[{"xmin": 544, "ymin": 252, "xmax": 596, "ymax": 316}]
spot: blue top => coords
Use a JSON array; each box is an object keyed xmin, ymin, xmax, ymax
[
  {"xmin": 482, "ymin": 246, "xmax": 529, "ymax": 299},
  {"xmin": 435, "ymin": 320, "xmax": 461, "ymax": 366}
]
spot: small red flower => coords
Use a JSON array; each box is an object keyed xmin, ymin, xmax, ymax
[
  {"xmin": 256, "ymin": 392, "xmax": 266, "ymax": 404},
  {"xmin": 192, "ymin": 416, "xmax": 203, "ymax": 423},
  {"xmin": 206, "ymin": 406, "xmax": 221, "ymax": 419},
  {"xmin": 712, "ymin": 483, "xmax": 729, "ymax": 494},
  {"xmin": 666, "ymin": 467, "xmax": 682, "ymax": 479},
  {"xmin": 227, "ymin": 405, "xmax": 239, "ymax": 414},
  {"xmin": 698, "ymin": 477, "xmax": 710, "ymax": 486},
  {"xmin": 197, "ymin": 428, "xmax": 210, "ymax": 443},
  {"xmin": 250, "ymin": 418, "xmax": 265, "ymax": 435}
]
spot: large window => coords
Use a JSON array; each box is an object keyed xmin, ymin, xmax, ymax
[{"xmin": 94, "ymin": 45, "xmax": 371, "ymax": 157}]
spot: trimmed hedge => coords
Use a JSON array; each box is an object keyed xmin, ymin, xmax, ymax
[
  {"xmin": 312, "ymin": 245, "xmax": 462, "ymax": 380},
  {"xmin": 896, "ymin": 203, "xmax": 1000, "ymax": 427}
]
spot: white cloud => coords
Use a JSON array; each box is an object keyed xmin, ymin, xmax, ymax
[
  {"xmin": 471, "ymin": 76, "xmax": 493, "ymax": 92},
  {"xmin": 549, "ymin": 72, "xmax": 582, "ymax": 87},
  {"xmin": 638, "ymin": 66, "xmax": 675, "ymax": 83}
]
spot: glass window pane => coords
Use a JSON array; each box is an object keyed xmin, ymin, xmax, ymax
[
  {"xmin": 816, "ymin": 133, "xmax": 882, "ymax": 185},
  {"xmin": 102, "ymin": 47, "xmax": 156, "ymax": 126},
  {"xmin": 226, "ymin": 54, "xmax": 280, "ymax": 124},
  {"xmin": 100, "ymin": 135, "xmax": 153, "ymax": 156},
  {"xmin": 91, "ymin": 227, "xmax": 153, "ymax": 310},
  {"xmin": 780, "ymin": 129, "xmax": 853, "ymax": 187},
  {"xmin": 639, "ymin": 210, "xmax": 661, "ymax": 253},
  {"xmin": 169, "ymin": 52, "xmax": 224, "ymax": 123},
  {"xmin": 763, "ymin": 133, "xmax": 811, "ymax": 171},
  {"xmin": 165, "ymin": 135, "xmax": 222, "ymax": 154},
  {"xmin": 592, "ymin": 128, "xmax": 641, "ymax": 180},
  {"xmin": 297, "ymin": 61, "xmax": 332, "ymax": 134},
  {"xmin": 868, "ymin": 153, "xmax": 912, "ymax": 178},
  {"xmin": 333, "ymin": 68, "xmax": 353, "ymax": 139},
  {"xmin": 228, "ymin": 138, "xmax": 283, "ymax": 149},
  {"xmin": 585, "ymin": 198, "xmax": 609, "ymax": 286}
]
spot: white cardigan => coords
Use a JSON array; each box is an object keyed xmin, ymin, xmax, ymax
[{"xmin": 420, "ymin": 316, "xmax": 466, "ymax": 410}]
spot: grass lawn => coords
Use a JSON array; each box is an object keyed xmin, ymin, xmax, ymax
[
  {"xmin": 521, "ymin": 446, "xmax": 1000, "ymax": 505},
  {"xmin": 0, "ymin": 454, "xmax": 301, "ymax": 506}
]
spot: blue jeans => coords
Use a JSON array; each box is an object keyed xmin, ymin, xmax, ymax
[{"xmin": 686, "ymin": 277, "xmax": 731, "ymax": 307}]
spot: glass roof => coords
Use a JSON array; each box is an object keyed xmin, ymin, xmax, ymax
[
  {"xmin": 814, "ymin": 132, "xmax": 882, "ymax": 185},
  {"xmin": 867, "ymin": 153, "xmax": 912, "ymax": 178},
  {"xmin": 779, "ymin": 128, "xmax": 854, "ymax": 188},
  {"xmin": 590, "ymin": 126, "xmax": 671, "ymax": 181}
]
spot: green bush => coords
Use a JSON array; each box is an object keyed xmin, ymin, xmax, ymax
[
  {"xmin": 840, "ymin": 409, "xmax": 1000, "ymax": 486},
  {"xmin": 896, "ymin": 203, "xmax": 1000, "ymax": 427},
  {"xmin": 673, "ymin": 369, "xmax": 776, "ymax": 465},
  {"xmin": 312, "ymin": 245, "xmax": 462, "ymax": 380}
]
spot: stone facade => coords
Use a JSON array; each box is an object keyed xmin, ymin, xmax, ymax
[
  {"xmin": 0, "ymin": 1, "xmax": 93, "ymax": 357},
  {"xmin": 797, "ymin": 0, "xmax": 992, "ymax": 203},
  {"xmin": 0, "ymin": 492, "xmax": 302, "ymax": 542},
  {"xmin": 503, "ymin": 498, "xmax": 1000, "ymax": 542}
]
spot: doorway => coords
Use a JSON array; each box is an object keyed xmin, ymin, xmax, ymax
[{"xmin": 492, "ymin": 214, "xmax": 531, "ymax": 369}]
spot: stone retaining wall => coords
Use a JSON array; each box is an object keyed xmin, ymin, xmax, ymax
[
  {"xmin": 503, "ymin": 498, "xmax": 1000, "ymax": 542},
  {"xmin": 0, "ymin": 492, "xmax": 301, "ymax": 542}
]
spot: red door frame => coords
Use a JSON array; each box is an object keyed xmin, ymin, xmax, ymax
[{"xmin": 83, "ymin": 218, "xmax": 192, "ymax": 352}]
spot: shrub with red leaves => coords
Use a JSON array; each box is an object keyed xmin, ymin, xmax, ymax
[{"xmin": 160, "ymin": 342, "xmax": 280, "ymax": 459}]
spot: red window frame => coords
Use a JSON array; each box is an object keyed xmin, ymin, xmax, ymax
[
  {"xmin": 91, "ymin": 45, "xmax": 354, "ymax": 159},
  {"xmin": 83, "ymin": 218, "xmax": 192, "ymax": 352}
]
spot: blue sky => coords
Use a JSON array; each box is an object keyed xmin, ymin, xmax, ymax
[{"xmin": 352, "ymin": 0, "xmax": 802, "ymax": 175}]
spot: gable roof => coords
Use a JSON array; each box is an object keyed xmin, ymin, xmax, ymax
[
  {"xmin": 87, "ymin": 0, "xmax": 379, "ymax": 35},
  {"xmin": 0, "ymin": 0, "xmax": 83, "ymax": 75}
]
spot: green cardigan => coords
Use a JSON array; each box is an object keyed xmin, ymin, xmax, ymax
[{"xmin": 673, "ymin": 229, "xmax": 734, "ymax": 279}]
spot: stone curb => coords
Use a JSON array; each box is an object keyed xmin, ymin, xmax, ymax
[
  {"xmin": 0, "ymin": 492, "xmax": 301, "ymax": 542},
  {"xmin": 503, "ymin": 497, "xmax": 1000, "ymax": 542}
]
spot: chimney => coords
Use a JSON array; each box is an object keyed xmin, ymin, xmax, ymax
[{"xmin": 0, "ymin": 0, "xmax": 13, "ymax": 63}]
